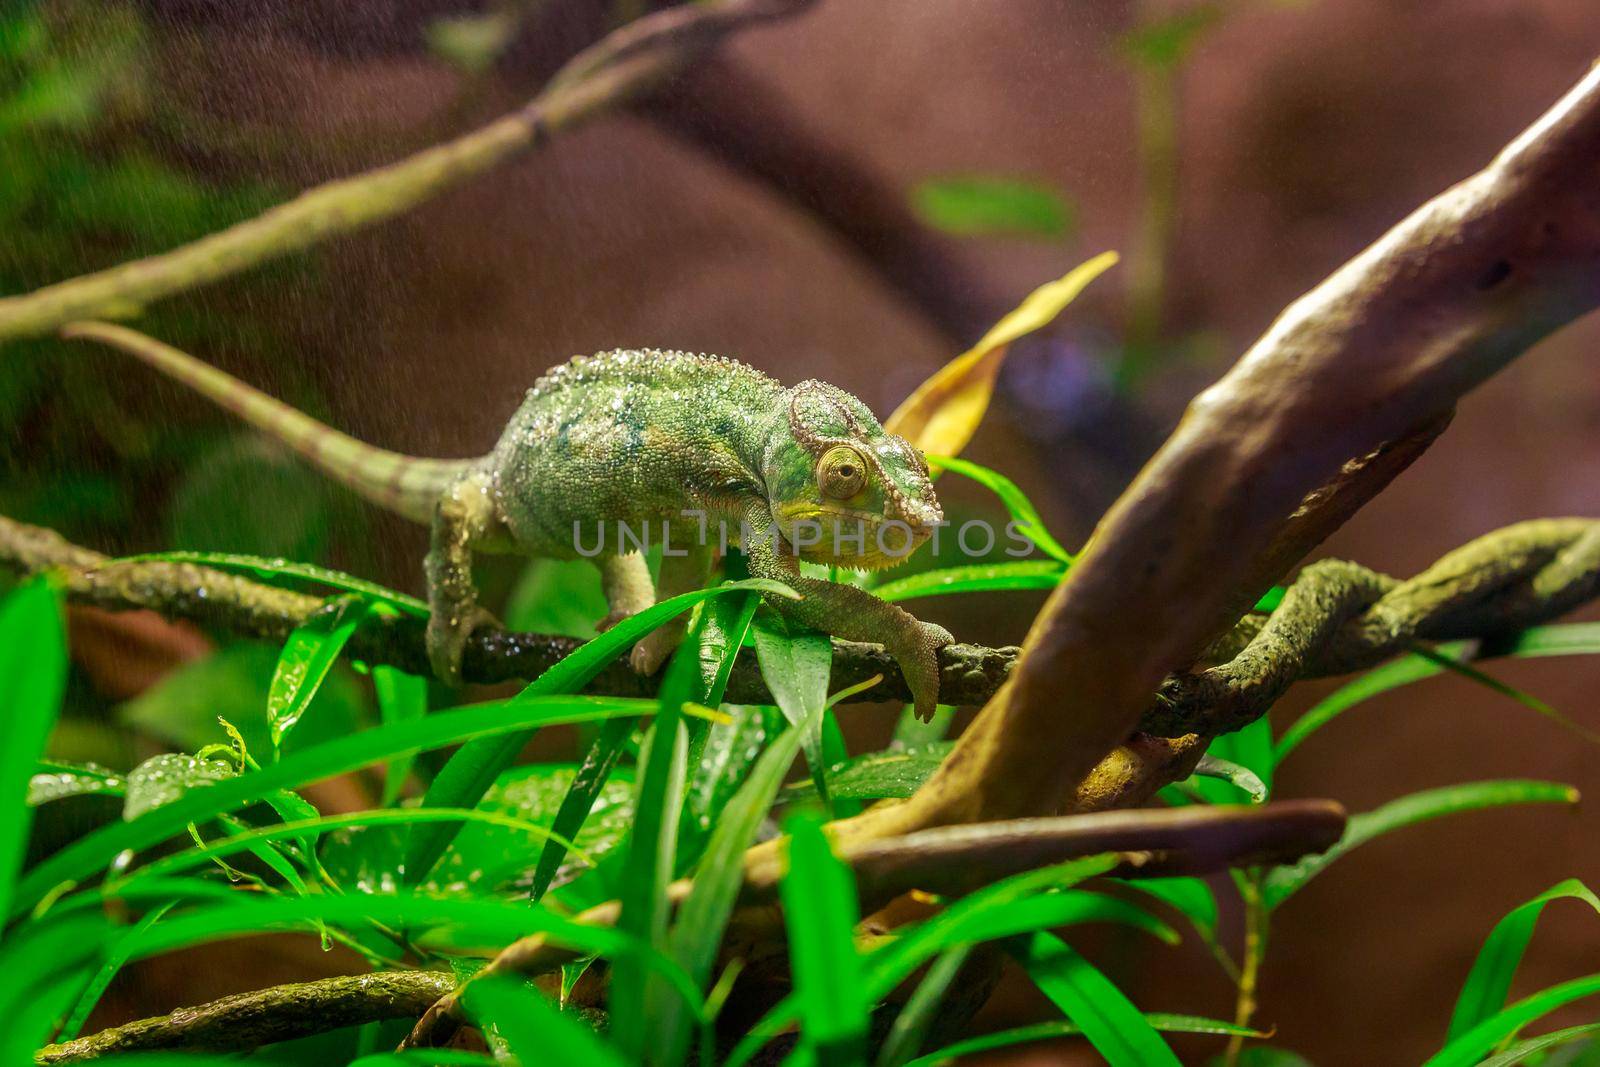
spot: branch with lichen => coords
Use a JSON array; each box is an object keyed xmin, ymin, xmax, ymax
[
  {"xmin": 34, "ymin": 971, "xmax": 452, "ymax": 1064},
  {"xmin": 0, "ymin": 0, "xmax": 814, "ymax": 345},
  {"xmin": 5, "ymin": 514, "xmax": 1599, "ymax": 735}
]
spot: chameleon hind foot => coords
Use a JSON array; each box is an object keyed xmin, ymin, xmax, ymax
[
  {"xmin": 425, "ymin": 605, "xmax": 499, "ymax": 686},
  {"xmin": 890, "ymin": 619, "xmax": 954, "ymax": 722}
]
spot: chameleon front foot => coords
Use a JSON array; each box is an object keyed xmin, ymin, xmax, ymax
[
  {"xmin": 890, "ymin": 619, "xmax": 954, "ymax": 722},
  {"xmin": 425, "ymin": 605, "xmax": 499, "ymax": 685}
]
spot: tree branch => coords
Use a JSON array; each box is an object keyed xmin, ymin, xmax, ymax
[
  {"xmin": 0, "ymin": 0, "xmax": 815, "ymax": 345},
  {"xmin": 34, "ymin": 970, "xmax": 452, "ymax": 1064},
  {"xmin": 861, "ymin": 60, "xmax": 1600, "ymax": 833}
]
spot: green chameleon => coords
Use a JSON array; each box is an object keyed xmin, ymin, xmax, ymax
[{"xmin": 67, "ymin": 326, "xmax": 953, "ymax": 717}]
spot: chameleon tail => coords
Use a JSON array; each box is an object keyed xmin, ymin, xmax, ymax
[{"xmin": 62, "ymin": 322, "xmax": 475, "ymax": 525}]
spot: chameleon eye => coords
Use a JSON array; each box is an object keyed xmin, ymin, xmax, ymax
[{"xmin": 818, "ymin": 444, "xmax": 868, "ymax": 499}]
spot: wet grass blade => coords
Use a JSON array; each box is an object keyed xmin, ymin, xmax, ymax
[
  {"xmin": 783, "ymin": 810, "xmax": 868, "ymax": 1065},
  {"xmin": 874, "ymin": 561, "xmax": 1066, "ymax": 603},
  {"xmin": 54, "ymin": 902, "xmax": 174, "ymax": 1042},
  {"xmin": 529, "ymin": 716, "xmax": 634, "ymax": 902},
  {"xmin": 1007, "ymin": 931, "xmax": 1181, "ymax": 1067},
  {"xmin": 1262, "ymin": 779, "xmax": 1579, "ymax": 909},
  {"xmin": 13, "ymin": 695, "xmax": 654, "ymax": 919},
  {"xmin": 406, "ymin": 579, "xmax": 793, "ymax": 885},
  {"xmin": 875, "ymin": 944, "xmax": 973, "ymax": 1067},
  {"xmin": 0, "ymin": 579, "xmax": 67, "ymax": 926},
  {"xmin": 1447, "ymin": 878, "xmax": 1600, "ymax": 1040}
]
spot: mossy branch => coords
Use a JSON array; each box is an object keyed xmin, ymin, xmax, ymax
[
  {"xmin": 34, "ymin": 971, "xmax": 452, "ymax": 1064},
  {"xmin": 0, "ymin": 0, "xmax": 814, "ymax": 345},
  {"xmin": 4, "ymin": 513, "xmax": 1598, "ymax": 733}
]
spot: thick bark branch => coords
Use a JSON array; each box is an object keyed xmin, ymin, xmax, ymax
[
  {"xmin": 34, "ymin": 971, "xmax": 452, "ymax": 1064},
  {"xmin": 0, "ymin": 0, "xmax": 814, "ymax": 345},
  {"xmin": 870, "ymin": 61, "xmax": 1600, "ymax": 831}
]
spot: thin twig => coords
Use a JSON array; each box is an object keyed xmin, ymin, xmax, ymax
[{"xmin": 0, "ymin": 0, "xmax": 814, "ymax": 345}]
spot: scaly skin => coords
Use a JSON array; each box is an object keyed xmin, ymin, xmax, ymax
[{"xmin": 64, "ymin": 330, "xmax": 952, "ymax": 717}]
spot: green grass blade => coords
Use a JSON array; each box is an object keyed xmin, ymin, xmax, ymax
[
  {"xmin": 529, "ymin": 716, "xmax": 635, "ymax": 902},
  {"xmin": 783, "ymin": 810, "xmax": 868, "ymax": 1064},
  {"xmin": 874, "ymin": 560, "xmax": 1066, "ymax": 603},
  {"xmin": 1412, "ymin": 644, "xmax": 1600, "ymax": 745},
  {"xmin": 875, "ymin": 944, "xmax": 973, "ymax": 1067},
  {"xmin": 1007, "ymin": 931, "xmax": 1181, "ymax": 1067},
  {"xmin": 1447, "ymin": 878, "xmax": 1600, "ymax": 1040},
  {"xmin": 54, "ymin": 901, "xmax": 174, "ymax": 1041},
  {"xmin": 13, "ymin": 695, "xmax": 654, "ymax": 919},
  {"xmin": 1261, "ymin": 780, "xmax": 1579, "ymax": 909},
  {"xmin": 610, "ymin": 705, "xmax": 689, "ymax": 1059},
  {"xmin": 1279, "ymin": 622, "xmax": 1600, "ymax": 764},
  {"xmin": 373, "ymin": 665, "xmax": 428, "ymax": 806},
  {"xmin": 904, "ymin": 1015, "xmax": 1265, "ymax": 1066},
  {"xmin": 659, "ymin": 719, "xmax": 806, "ymax": 1066},
  {"xmin": 0, "ymin": 579, "xmax": 67, "ymax": 925},
  {"xmin": 461, "ymin": 974, "xmax": 626, "ymax": 1067},
  {"xmin": 925, "ymin": 455, "xmax": 1074, "ymax": 563},
  {"xmin": 103, "ymin": 551, "xmax": 430, "ymax": 616},
  {"xmin": 1469, "ymin": 1022, "xmax": 1600, "ymax": 1067},
  {"xmin": 405, "ymin": 578, "xmax": 792, "ymax": 885},
  {"xmin": 267, "ymin": 595, "xmax": 369, "ymax": 755},
  {"xmin": 1197, "ymin": 715, "xmax": 1273, "ymax": 802},
  {"xmin": 349, "ymin": 1053, "xmax": 498, "ymax": 1066},
  {"xmin": 1424, "ymin": 973, "xmax": 1600, "ymax": 1067}
]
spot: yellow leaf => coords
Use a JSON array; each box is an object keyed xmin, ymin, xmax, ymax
[{"xmin": 884, "ymin": 251, "xmax": 1119, "ymax": 458}]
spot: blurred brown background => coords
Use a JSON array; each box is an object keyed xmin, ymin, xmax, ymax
[{"xmin": 9, "ymin": 0, "xmax": 1600, "ymax": 1062}]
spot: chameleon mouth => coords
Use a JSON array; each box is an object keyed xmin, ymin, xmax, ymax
[{"xmin": 775, "ymin": 503, "xmax": 934, "ymax": 568}]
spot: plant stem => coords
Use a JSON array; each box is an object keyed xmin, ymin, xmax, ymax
[{"xmin": 1225, "ymin": 870, "xmax": 1268, "ymax": 1067}]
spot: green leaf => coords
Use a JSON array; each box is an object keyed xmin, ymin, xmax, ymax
[
  {"xmin": 873, "ymin": 560, "xmax": 1066, "ymax": 603},
  {"xmin": 1447, "ymin": 878, "xmax": 1600, "ymax": 1040},
  {"xmin": 373, "ymin": 666, "xmax": 428, "ymax": 806},
  {"xmin": 659, "ymin": 719, "xmax": 807, "ymax": 1066},
  {"xmin": 1469, "ymin": 1022, "xmax": 1600, "ymax": 1067},
  {"xmin": 121, "ymin": 753, "xmax": 236, "ymax": 821},
  {"xmin": 905, "ymin": 1015, "xmax": 1265, "ymax": 1066},
  {"xmin": 268, "ymin": 595, "xmax": 371, "ymax": 754},
  {"xmin": 1424, "ymin": 974, "xmax": 1600, "ymax": 1067},
  {"xmin": 461, "ymin": 975, "xmax": 625, "ymax": 1067},
  {"xmin": 109, "ymin": 550, "xmax": 429, "ymax": 616},
  {"xmin": 783, "ymin": 744, "xmax": 951, "ymax": 804},
  {"xmin": 1116, "ymin": 876, "xmax": 1220, "ymax": 943},
  {"xmin": 752, "ymin": 613, "xmax": 836, "ymax": 810},
  {"xmin": 910, "ymin": 176, "xmax": 1075, "ymax": 239},
  {"xmin": 14, "ymin": 695, "xmax": 654, "ymax": 919},
  {"xmin": 783, "ymin": 811, "xmax": 868, "ymax": 1064},
  {"xmin": 119, "ymin": 642, "xmax": 368, "ymax": 758},
  {"xmin": 687, "ymin": 704, "xmax": 785, "ymax": 835},
  {"xmin": 1262, "ymin": 780, "xmax": 1579, "ymax": 909},
  {"xmin": 406, "ymin": 579, "xmax": 792, "ymax": 885},
  {"xmin": 1278, "ymin": 622, "xmax": 1600, "ymax": 763},
  {"xmin": 1191, "ymin": 754, "xmax": 1267, "ymax": 804},
  {"xmin": 925, "ymin": 455, "xmax": 1074, "ymax": 562},
  {"xmin": 1411, "ymin": 644, "xmax": 1600, "ymax": 745},
  {"xmin": 1007, "ymin": 931, "xmax": 1182, "ymax": 1067},
  {"xmin": 28, "ymin": 761, "xmax": 126, "ymax": 806},
  {"xmin": 0, "ymin": 579, "xmax": 66, "ymax": 924}
]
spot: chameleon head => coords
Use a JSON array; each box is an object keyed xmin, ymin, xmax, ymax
[{"xmin": 761, "ymin": 380, "xmax": 943, "ymax": 569}]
